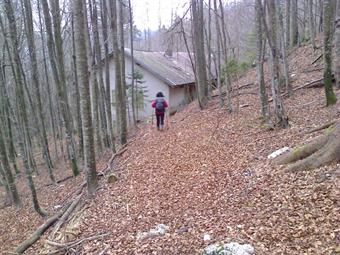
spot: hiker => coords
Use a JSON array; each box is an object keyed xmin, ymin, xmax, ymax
[{"xmin": 152, "ymin": 92, "xmax": 168, "ymax": 130}]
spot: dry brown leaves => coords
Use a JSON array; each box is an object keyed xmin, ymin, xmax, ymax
[{"xmin": 1, "ymin": 42, "xmax": 339, "ymax": 254}]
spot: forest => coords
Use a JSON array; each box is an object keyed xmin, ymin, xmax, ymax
[{"xmin": 0, "ymin": 0, "xmax": 339, "ymax": 254}]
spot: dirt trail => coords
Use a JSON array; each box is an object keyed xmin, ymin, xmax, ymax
[{"xmin": 76, "ymin": 84, "xmax": 339, "ymax": 254}]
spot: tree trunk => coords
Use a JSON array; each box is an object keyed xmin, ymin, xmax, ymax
[
  {"xmin": 110, "ymin": 0, "xmax": 127, "ymax": 145},
  {"xmin": 100, "ymin": 0, "xmax": 115, "ymax": 151},
  {"xmin": 290, "ymin": 0, "xmax": 299, "ymax": 47},
  {"xmin": 335, "ymin": 0, "xmax": 340, "ymax": 89},
  {"xmin": 37, "ymin": 0, "xmax": 59, "ymax": 161},
  {"xmin": 265, "ymin": 0, "xmax": 289, "ymax": 128},
  {"xmin": 71, "ymin": 14, "xmax": 84, "ymax": 157},
  {"xmin": 286, "ymin": 0, "xmax": 291, "ymax": 47},
  {"xmin": 255, "ymin": 0, "xmax": 271, "ymax": 125},
  {"xmin": 41, "ymin": 0, "xmax": 79, "ymax": 176},
  {"xmin": 323, "ymin": 0, "xmax": 338, "ymax": 106},
  {"xmin": 128, "ymin": 0, "xmax": 137, "ymax": 126},
  {"xmin": 118, "ymin": 1, "xmax": 128, "ymax": 145},
  {"xmin": 219, "ymin": 0, "xmax": 232, "ymax": 112},
  {"xmin": 23, "ymin": 0, "xmax": 55, "ymax": 183},
  {"xmin": 3, "ymin": 0, "xmax": 47, "ymax": 216},
  {"xmin": 91, "ymin": 0, "xmax": 110, "ymax": 148},
  {"xmin": 214, "ymin": 0, "xmax": 223, "ymax": 108},
  {"xmin": 277, "ymin": 0, "xmax": 292, "ymax": 96},
  {"xmin": 72, "ymin": 0, "xmax": 98, "ymax": 196},
  {"xmin": 275, "ymin": 122, "xmax": 340, "ymax": 171},
  {"xmin": 192, "ymin": 0, "xmax": 208, "ymax": 109},
  {"xmin": 0, "ymin": 88, "xmax": 21, "ymax": 209},
  {"xmin": 308, "ymin": 0, "xmax": 317, "ymax": 49}
]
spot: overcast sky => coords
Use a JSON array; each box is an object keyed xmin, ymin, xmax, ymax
[{"xmin": 132, "ymin": 0, "xmax": 189, "ymax": 31}]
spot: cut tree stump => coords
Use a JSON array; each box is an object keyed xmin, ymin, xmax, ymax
[{"xmin": 275, "ymin": 121, "xmax": 340, "ymax": 171}]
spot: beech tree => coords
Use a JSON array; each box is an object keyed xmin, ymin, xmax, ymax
[
  {"xmin": 22, "ymin": 0, "xmax": 55, "ymax": 183},
  {"xmin": 290, "ymin": 0, "xmax": 299, "ymax": 47},
  {"xmin": 262, "ymin": 0, "xmax": 289, "ymax": 128},
  {"xmin": 3, "ymin": 0, "xmax": 47, "ymax": 216},
  {"xmin": 72, "ymin": 0, "xmax": 98, "ymax": 196},
  {"xmin": 41, "ymin": 0, "xmax": 79, "ymax": 177},
  {"xmin": 323, "ymin": 0, "xmax": 337, "ymax": 106},
  {"xmin": 192, "ymin": 0, "xmax": 208, "ymax": 109},
  {"xmin": 335, "ymin": 0, "xmax": 340, "ymax": 89},
  {"xmin": 255, "ymin": 0, "xmax": 271, "ymax": 125}
]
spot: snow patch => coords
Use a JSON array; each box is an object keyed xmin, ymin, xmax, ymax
[
  {"xmin": 203, "ymin": 242, "xmax": 255, "ymax": 255},
  {"xmin": 136, "ymin": 224, "xmax": 169, "ymax": 241},
  {"xmin": 267, "ymin": 147, "xmax": 290, "ymax": 159}
]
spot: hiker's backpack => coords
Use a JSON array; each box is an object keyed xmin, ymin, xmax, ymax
[{"xmin": 155, "ymin": 98, "xmax": 165, "ymax": 112}]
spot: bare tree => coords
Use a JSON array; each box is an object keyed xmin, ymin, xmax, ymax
[
  {"xmin": 335, "ymin": 0, "xmax": 340, "ymax": 89},
  {"xmin": 72, "ymin": 0, "xmax": 98, "ymax": 196},
  {"xmin": 285, "ymin": 0, "xmax": 291, "ymax": 47},
  {"xmin": 255, "ymin": 0, "xmax": 271, "ymax": 125},
  {"xmin": 91, "ymin": 0, "xmax": 110, "ymax": 148},
  {"xmin": 290, "ymin": 0, "xmax": 299, "ymax": 47},
  {"xmin": 23, "ymin": 0, "xmax": 55, "ymax": 183},
  {"xmin": 40, "ymin": 0, "xmax": 79, "ymax": 176},
  {"xmin": 263, "ymin": 0, "xmax": 289, "ymax": 128},
  {"xmin": 3, "ymin": 0, "xmax": 47, "ymax": 216},
  {"xmin": 308, "ymin": 0, "xmax": 316, "ymax": 49},
  {"xmin": 128, "ymin": 0, "xmax": 137, "ymax": 126},
  {"xmin": 192, "ymin": 0, "xmax": 208, "ymax": 109},
  {"xmin": 323, "ymin": 0, "xmax": 338, "ymax": 106},
  {"xmin": 277, "ymin": 0, "xmax": 292, "ymax": 96},
  {"xmin": 100, "ymin": 0, "xmax": 115, "ymax": 150},
  {"xmin": 118, "ymin": 1, "xmax": 128, "ymax": 145},
  {"xmin": 214, "ymin": 0, "xmax": 224, "ymax": 108}
]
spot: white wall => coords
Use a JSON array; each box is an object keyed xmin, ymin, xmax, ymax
[
  {"xmin": 105, "ymin": 57, "xmax": 170, "ymax": 122},
  {"xmin": 169, "ymin": 86, "xmax": 186, "ymax": 112}
]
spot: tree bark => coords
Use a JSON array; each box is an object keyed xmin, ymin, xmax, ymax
[
  {"xmin": 37, "ymin": 0, "xmax": 59, "ymax": 161},
  {"xmin": 255, "ymin": 0, "xmax": 271, "ymax": 125},
  {"xmin": 335, "ymin": 0, "xmax": 340, "ymax": 89},
  {"xmin": 3, "ymin": 0, "xmax": 47, "ymax": 216},
  {"xmin": 275, "ymin": 122, "xmax": 340, "ymax": 171},
  {"xmin": 71, "ymin": 14, "xmax": 84, "ymax": 157},
  {"xmin": 0, "ymin": 109, "xmax": 21, "ymax": 209},
  {"xmin": 290, "ymin": 0, "xmax": 299, "ymax": 47},
  {"xmin": 214, "ymin": 0, "xmax": 223, "ymax": 108},
  {"xmin": 100, "ymin": 0, "xmax": 116, "ymax": 150},
  {"xmin": 286, "ymin": 0, "xmax": 291, "ymax": 47},
  {"xmin": 40, "ymin": 0, "xmax": 79, "ymax": 176},
  {"xmin": 265, "ymin": 0, "xmax": 289, "ymax": 128},
  {"xmin": 73, "ymin": 0, "xmax": 98, "ymax": 196},
  {"xmin": 118, "ymin": 1, "xmax": 128, "ymax": 145},
  {"xmin": 192, "ymin": 0, "xmax": 208, "ymax": 109},
  {"xmin": 91, "ymin": 0, "xmax": 110, "ymax": 148},
  {"xmin": 308, "ymin": 0, "xmax": 317, "ymax": 49},
  {"xmin": 23, "ymin": 0, "xmax": 55, "ymax": 183},
  {"xmin": 323, "ymin": 0, "xmax": 338, "ymax": 106},
  {"xmin": 277, "ymin": 0, "xmax": 292, "ymax": 96}
]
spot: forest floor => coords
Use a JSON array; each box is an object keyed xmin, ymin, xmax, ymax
[{"xmin": 1, "ymin": 43, "xmax": 340, "ymax": 254}]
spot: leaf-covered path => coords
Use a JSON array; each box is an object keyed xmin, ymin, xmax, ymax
[
  {"xmin": 1, "ymin": 44, "xmax": 339, "ymax": 255},
  {"xmin": 78, "ymin": 82, "xmax": 339, "ymax": 254}
]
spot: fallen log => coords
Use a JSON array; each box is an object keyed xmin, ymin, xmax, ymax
[
  {"xmin": 269, "ymin": 77, "xmax": 329, "ymax": 102},
  {"xmin": 305, "ymin": 120, "xmax": 337, "ymax": 134},
  {"xmin": 302, "ymin": 67, "xmax": 323, "ymax": 73},
  {"xmin": 50, "ymin": 195, "xmax": 82, "ymax": 239},
  {"xmin": 14, "ymin": 211, "xmax": 64, "ymax": 254},
  {"xmin": 98, "ymin": 146, "xmax": 128, "ymax": 177},
  {"xmin": 311, "ymin": 53, "xmax": 323, "ymax": 64},
  {"xmin": 45, "ymin": 233, "xmax": 109, "ymax": 255}
]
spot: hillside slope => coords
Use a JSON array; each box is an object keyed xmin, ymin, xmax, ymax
[
  {"xmin": 67, "ymin": 44, "xmax": 339, "ymax": 254},
  {"xmin": 2, "ymin": 43, "xmax": 339, "ymax": 254}
]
